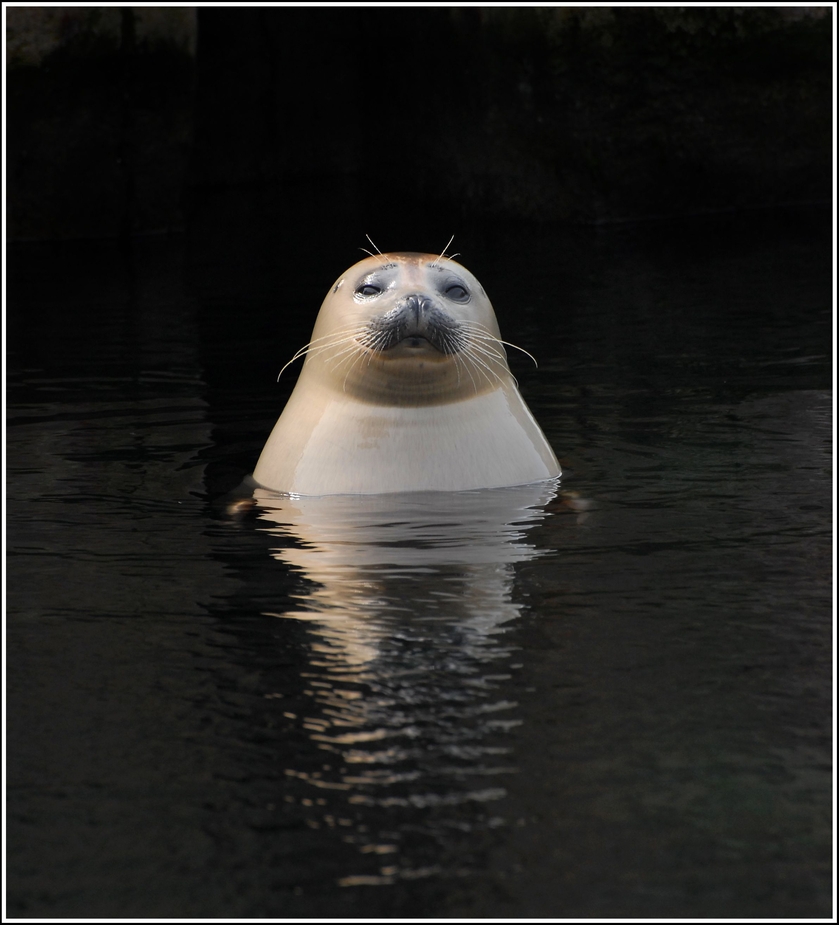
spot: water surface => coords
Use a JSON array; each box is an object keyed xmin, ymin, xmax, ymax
[{"xmin": 5, "ymin": 208, "xmax": 833, "ymax": 918}]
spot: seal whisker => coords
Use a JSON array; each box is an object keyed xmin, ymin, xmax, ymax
[
  {"xmin": 439, "ymin": 329, "xmax": 476, "ymax": 391},
  {"xmin": 457, "ymin": 328, "xmax": 520, "ymax": 388},
  {"xmin": 320, "ymin": 338, "xmax": 367, "ymax": 381},
  {"xmin": 460, "ymin": 355, "xmax": 500, "ymax": 391},
  {"xmin": 340, "ymin": 336, "xmax": 379, "ymax": 391},
  {"xmin": 458, "ymin": 328, "xmax": 508, "ymax": 361},
  {"xmin": 464, "ymin": 339, "xmax": 517, "ymax": 383},
  {"xmin": 461, "ymin": 333, "xmax": 507, "ymax": 359},
  {"xmin": 333, "ymin": 325, "xmax": 396, "ymax": 374},
  {"xmin": 279, "ymin": 326, "xmax": 372, "ymax": 379},
  {"xmin": 429, "ymin": 236, "xmax": 461, "ymax": 269},
  {"xmin": 453, "ymin": 348, "xmax": 481, "ymax": 394},
  {"xmin": 434, "ymin": 234, "xmax": 455, "ymax": 266},
  {"xmin": 459, "ymin": 321, "xmax": 539, "ymax": 368},
  {"xmin": 496, "ymin": 339, "xmax": 537, "ymax": 368},
  {"xmin": 457, "ymin": 341, "xmax": 507, "ymax": 389},
  {"xmin": 361, "ymin": 234, "xmax": 387, "ymax": 265},
  {"xmin": 361, "ymin": 329, "xmax": 391, "ymax": 367},
  {"xmin": 465, "ymin": 343, "xmax": 507, "ymax": 371},
  {"xmin": 322, "ymin": 336, "xmax": 373, "ymax": 372},
  {"xmin": 284, "ymin": 325, "xmax": 367, "ymax": 356},
  {"xmin": 277, "ymin": 338, "xmax": 339, "ymax": 379},
  {"xmin": 321, "ymin": 343, "xmax": 364, "ymax": 370},
  {"xmin": 354, "ymin": 326, "xmax": 394, "ymax": 359},
  {"xmin": 306, "ymin": 332, "xmax": 368, "ymax": 361}
]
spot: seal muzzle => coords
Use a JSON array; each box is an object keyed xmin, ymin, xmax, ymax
[{"xmin": 364, "ymin": 295, "xmax": 464, "ymax": 355}]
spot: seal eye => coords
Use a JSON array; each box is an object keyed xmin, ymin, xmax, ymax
[
  {"xmin": 445, "ymin": 283, "xmax": 469, "ymax": 302},
  {"xmin": 357, "ymin": 284, "xmax": 382, "ymax": 298}
]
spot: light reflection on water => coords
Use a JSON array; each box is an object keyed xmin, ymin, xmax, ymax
[{"xmin": 251, "ymin": 483, "xmax": 559, "ymax": 886}]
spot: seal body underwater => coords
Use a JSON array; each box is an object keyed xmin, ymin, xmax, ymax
[{"xmin": 253, "ymin": 252, "xmax": 560, "ymax": 495}]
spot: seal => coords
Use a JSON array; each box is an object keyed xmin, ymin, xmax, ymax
[{"xmin": 252, "ymin": 252, "xmax": 560, "ymax": 495}]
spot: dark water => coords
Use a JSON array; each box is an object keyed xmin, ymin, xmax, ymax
[{"xmin": 5, "ymin": 205, "xmax": 833, "ymax": 919}]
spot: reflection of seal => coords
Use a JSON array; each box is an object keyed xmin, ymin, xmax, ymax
[{"xmin": 253, "ymin": 252, "xmax": 560, "ymax": 495}]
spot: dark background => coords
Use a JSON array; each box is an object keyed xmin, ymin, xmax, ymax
[{"xmin": 6, "ymin": 5, "xmax": 834, "ymax": 245}]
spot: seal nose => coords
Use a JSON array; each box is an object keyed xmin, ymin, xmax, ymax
[{"xmin": 402, "ymin": 294, "xmax": 434, "ymax": 323}]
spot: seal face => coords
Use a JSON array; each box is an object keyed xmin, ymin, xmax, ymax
[{"xmin": 253, "ymin": 252, "xmax": 561, "ymax": 495}]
